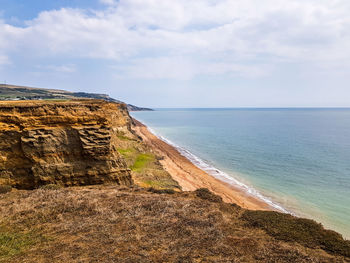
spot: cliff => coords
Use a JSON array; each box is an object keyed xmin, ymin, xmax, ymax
[
  {"xmin": 0, "ymin": 100, "xmax": 134, "ymax": 189},
  {"xmin": 0, "ymin": 99, "xmax": 349, "ymax": 262}
]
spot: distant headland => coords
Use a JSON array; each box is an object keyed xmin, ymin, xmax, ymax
[{"xmin": 0, "ymin": 83, "xmax": 153, "ymax": 112}]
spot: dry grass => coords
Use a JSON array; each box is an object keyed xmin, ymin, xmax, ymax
[{"xmin": 0, "ymin": 186, "xmax": 348, "ymax": 263}]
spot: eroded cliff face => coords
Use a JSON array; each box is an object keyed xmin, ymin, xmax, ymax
[{"xmin": 0, "ymin": 100, "xmax": 133, "ymax": 189}]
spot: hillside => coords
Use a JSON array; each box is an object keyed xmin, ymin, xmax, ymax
[
  {"xmin": 1, "ymin": 186, "xmax": 350, "ymax": 262},
  {"xmin": 0, "ymin": 84, "xmax": 152, "ymax": 111}
]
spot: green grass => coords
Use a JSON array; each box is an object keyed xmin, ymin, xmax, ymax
[
  {"xmin": 117, "ymin": 148, "xmax": 155, "ymax": 172},
  {"xmin": 131, "ymin": 153, "xmax": 155, "ymax": 172},
  {"xmin": 117, "ymin": 148, "xmax": 136, "ymax": 158},
  {"xmin": 142, "ymin": 180, "xmax": 174, "ymax": 189},
  {"xmin": 117, "ymin": 146, "xmax": 181, "ymax": 191},
  {"xmin": 117, "ymin": 134, "xmax": 134, "ymax": 141},
  {"xmin": 118, "ymin": 149, "xmax": 154, "ymax": 171},
  {"xmin": 143, "ymin": 180, "xmax": 162, "ymax": 188},
  {"xmin": 0, "ymin": 227, "xmax": 47, "ymax": 261}
]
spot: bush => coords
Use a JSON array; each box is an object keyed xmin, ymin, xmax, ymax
[
  {"xmin": 242, "ymin": 210, "xmax": 350, "ymax": 257},
  {"xmin": 147, "ymin": 187, "xmax": 175, "ymax": 194},
  {"xmin": 0, "ymin": 185, "xmax": 12, "ymax": 194},
  {"xmin": 195, "ymin": 188, "xmax": 222, "ymax": 203}
]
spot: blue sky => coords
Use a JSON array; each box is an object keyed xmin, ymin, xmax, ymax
[{"xmin": 1, "ymin": 0, "xmax": 350, "ymax": 107}]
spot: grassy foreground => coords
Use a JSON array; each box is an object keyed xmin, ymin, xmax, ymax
[{"xmin": 0, "ymin": 186, "xmax": 349, "ymax": 262}]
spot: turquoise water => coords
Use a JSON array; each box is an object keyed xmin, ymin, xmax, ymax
[{"xmin": 131, "ymin": 109, "xmax": 350, "ymax": 239}]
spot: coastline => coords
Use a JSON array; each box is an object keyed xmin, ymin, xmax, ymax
[{"xmin": 132, "ymin": 118, "xmax": 274, "ymax": 211}]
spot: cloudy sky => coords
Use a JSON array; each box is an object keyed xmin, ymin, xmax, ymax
[{"xmin": 1, "ymin": 0, "xmax": 350, "ymax": 107}]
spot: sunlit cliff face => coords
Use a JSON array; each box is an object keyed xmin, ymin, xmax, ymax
[{"xmin": 0, "ymin": 100, "xmax": 133, "ymax": 189}]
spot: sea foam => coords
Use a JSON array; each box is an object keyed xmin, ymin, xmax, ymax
[{"xmin": 146, "ymin": 125, "xmax": 289, "ymax": 213}]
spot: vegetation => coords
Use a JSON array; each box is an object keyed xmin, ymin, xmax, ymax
[
  {"xmin": 147, "ymin": 187, "xmax": 175, "ymax": 194},
  {"xmin": 116, "ymin": 134, "xmax": 134, "ymax": 141},
  {"xmin": 195, "ymin": 188, "xmax": 223, "ymax": 203},
  {"xmin": 0, "ymin": 186, "xmax": 12, "ymax": 194},
  {"xmin": 131, "ymin": 153, "xmax": 155, "ymax": 172},
  {"xmin": 0, "ymin": 84, "xmax": 152, "ymax": 111},
  {"xmin": 0, "ymin": 84, "xmax": 115, "ymax": 102},
  {"xmin": 0, "ymin": 187, "xmax": 348, "ymax": 262},
  {"xmin": 117, "ymin": 147, "xmax": 136, "ymax": 157},
  {"xmin": 242, "ymin": 210, "xmax": 350, "ymax": 257},
  {"xmin": 0, "ymin": 226, "xmax": 47, "ymax": 262},
  {"xmin": 116, "ymin": 132, "xmax": 181, "ymax": 191}
]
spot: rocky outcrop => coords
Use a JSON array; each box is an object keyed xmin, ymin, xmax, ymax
[{"xmin": 0, "ymin": 100, "xmax": 133, "ymax": 189}]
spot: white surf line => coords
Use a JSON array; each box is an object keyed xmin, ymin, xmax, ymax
[{"xmin": 136, "ymin": 118, "xmax": 291, "ymax": 214}]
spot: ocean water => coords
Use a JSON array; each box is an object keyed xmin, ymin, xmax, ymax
[{"xmin": 131, "ymin": 108, "xmax": 350, "ymax": 239}]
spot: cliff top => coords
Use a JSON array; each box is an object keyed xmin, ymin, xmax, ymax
[
  {"xmin": 0, "ymin": 186, "xmax": 349, "ymax": 262},
  {"xmin": 0, "ymin": 98, "xmax": 123, "ymax": 108},
  {"xmin": 0, "ymin": 99, "xmax": 129, "ymax": 132}
]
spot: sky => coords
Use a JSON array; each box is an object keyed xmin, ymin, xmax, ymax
[{"xmin": 0, "ymin": 0, "xmax": 350, "ymax": 108}]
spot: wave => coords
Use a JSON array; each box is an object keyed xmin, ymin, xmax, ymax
[{"xmin": 144, "ymin": 125, "xmax": 290, "ymax": 214}]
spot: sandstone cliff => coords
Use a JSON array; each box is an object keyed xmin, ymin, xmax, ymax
[{"xmin": 0, "ymin": 100, "xmax": 133, "ymax": 189}]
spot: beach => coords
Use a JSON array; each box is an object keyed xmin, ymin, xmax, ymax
[{"xmin": 132, "ymin": 119, "xmax": 271, "ymax": 210}]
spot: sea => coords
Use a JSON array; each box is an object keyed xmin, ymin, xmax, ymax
[{"xmin": 131, "ymin": 108, "xmax": 350, "ymax": 239}]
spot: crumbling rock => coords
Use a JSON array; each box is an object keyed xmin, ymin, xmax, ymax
[{"xmin": 0, "ymin": 100, "xmax": 133, "ymax": 189}]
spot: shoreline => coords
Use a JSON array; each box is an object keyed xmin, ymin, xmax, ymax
[{"xmin": 132, "ymin": 118, "xmax": 274, "ymax": 211}]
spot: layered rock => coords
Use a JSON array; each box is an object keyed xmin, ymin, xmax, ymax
[{"xmin": 0, "ymin": 100, "xmax": 133, "ymax": 189}]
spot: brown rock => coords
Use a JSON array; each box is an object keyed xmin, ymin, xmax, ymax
[{"xmin": 0, "ymin": 99, "xmax": 133, "ymax": 189}]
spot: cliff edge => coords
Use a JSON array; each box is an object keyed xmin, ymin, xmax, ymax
[
  {"xmin": 0, "ymin": 100, "xmax": 133, "ymax": 189},
  {"xmin": 0, "ymin": 99, "xmax": 349, "ymax": 262}
]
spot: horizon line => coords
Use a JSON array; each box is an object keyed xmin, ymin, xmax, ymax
[{"xmin": 149, "ymin": 107, "xmax": 350, "ymax": 109}]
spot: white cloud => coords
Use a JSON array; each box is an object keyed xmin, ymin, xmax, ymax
[
  {"xmin": 114, "ymin": 57, "xmax": 269, "ymax": 80},
  {"xmin": 1, "ymin": 0, "xmax": 350, "ymax": 79},
  {"xmin": 37, "ymin": 64, "xmax": 77, "ymax": 73},
  {"xmin": 115, "ymin": 57, "xmax": 195, "ymax": 80}
]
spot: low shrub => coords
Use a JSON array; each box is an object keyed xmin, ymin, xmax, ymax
[
  {"xmin": 0, "ymin": 185, "xmax": 12, "ymax": 194},
  {"xmin": 195, "ymin": 188, "xmax": 223, "ymax": 203},
  {"xmin": 148, "ymin": 187, "xmax": 175, "ymax": 194},
  {"xmin": 242, "ymin": 210, "xmax": 350, "ymax": 257}
]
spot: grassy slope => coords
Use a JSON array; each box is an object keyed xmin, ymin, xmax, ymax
[
  {"xmin": 0, "ymin": 186, "xmax": 349, "ymax": 262},
  {"xmin": 115, "ymin": 131, "xmax": 181, "ymax": 191}
]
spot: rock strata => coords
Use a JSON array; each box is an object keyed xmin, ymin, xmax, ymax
[{"xmin": 0, "ymin": 100, "xmax": 133, "ymax": 189}]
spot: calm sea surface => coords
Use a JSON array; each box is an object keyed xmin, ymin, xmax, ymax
[{"xmin": 131, "ymin": 108, "xmax": 350, "ymax": 238}]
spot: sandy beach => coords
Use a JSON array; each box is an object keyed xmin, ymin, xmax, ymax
[{"xmin": 132, "ymin": 119, "xmax": 272, "ymax": 211}]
